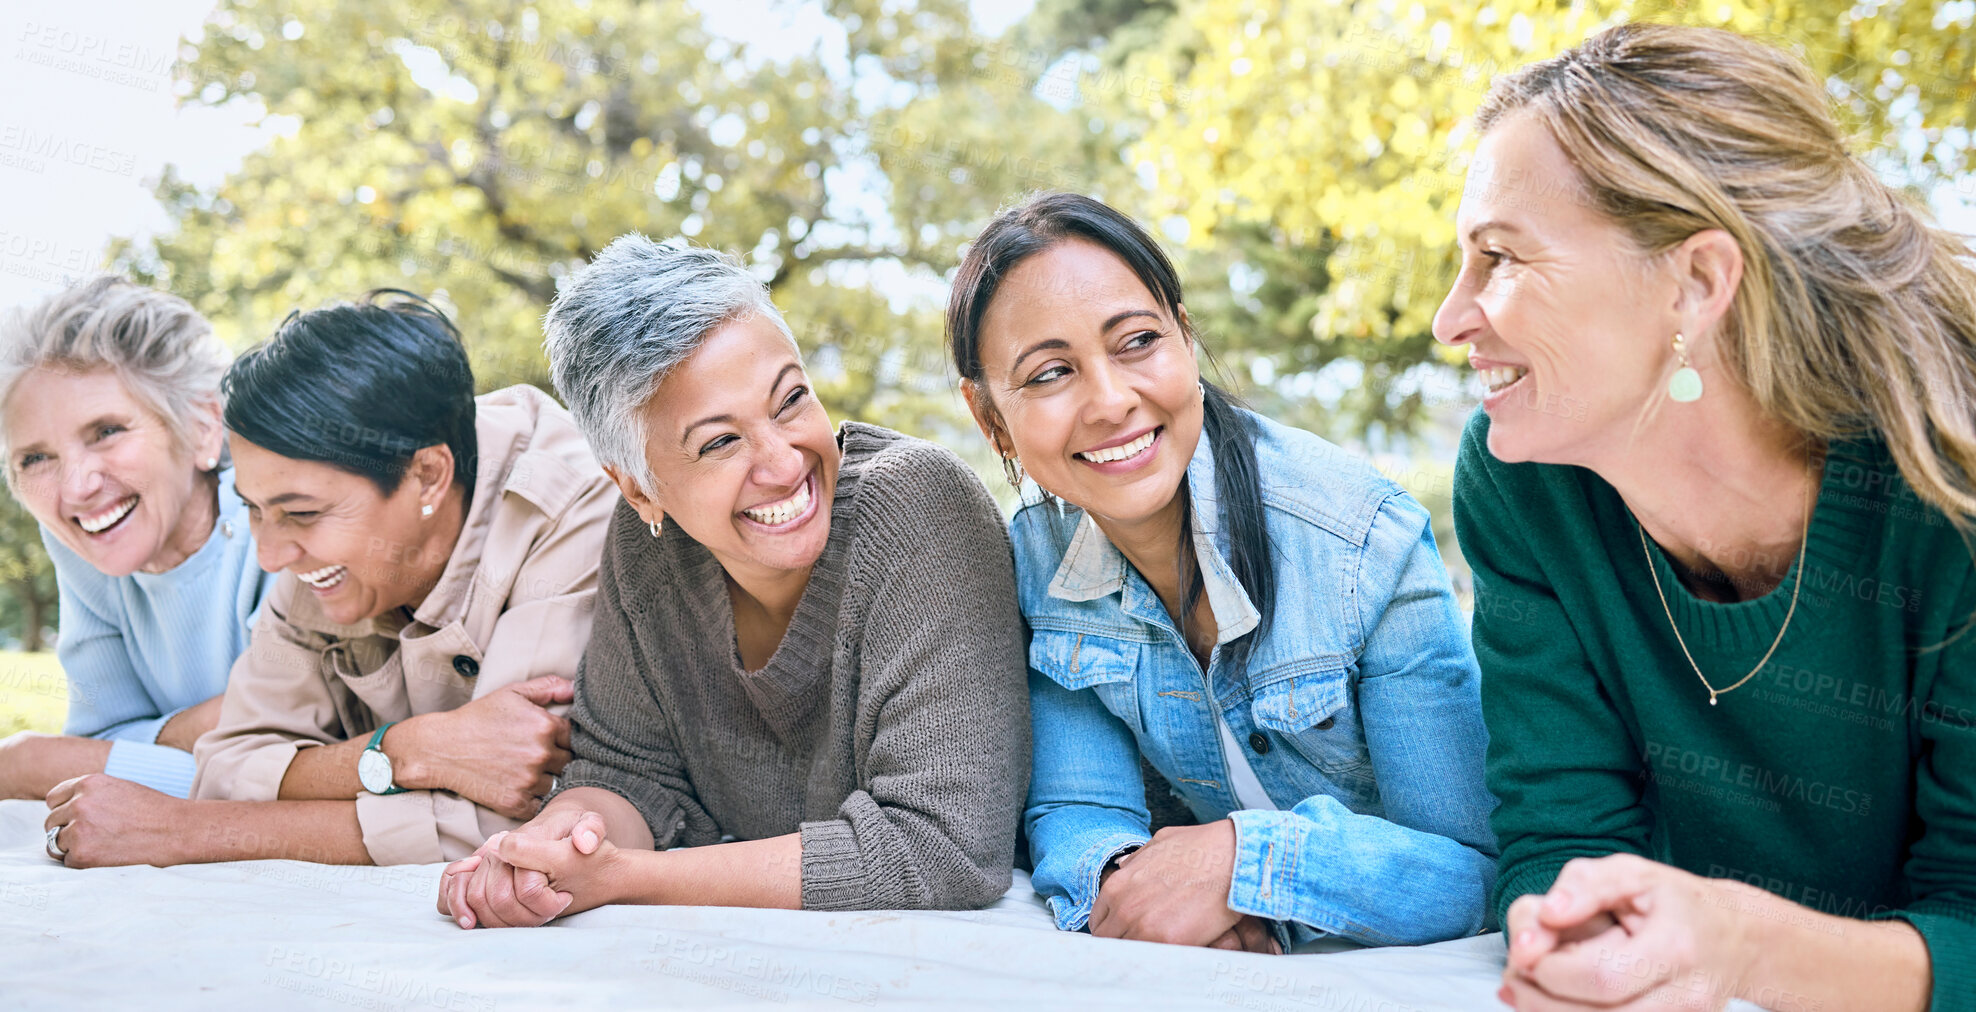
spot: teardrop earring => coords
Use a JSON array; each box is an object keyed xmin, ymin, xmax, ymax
[
  {"xmin": 991, "ymin": 432, "xmax": 1025, "ymax": 489},
  {"xmin": 1002, "ymin": 454, "xmax": 1026, "ymax": 489},
  {"xmin": 1668, "ymin": 332, "xmax": 1704, "ymax": 403}
]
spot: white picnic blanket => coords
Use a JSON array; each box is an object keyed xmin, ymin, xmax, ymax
[{"xmin": 0, "ymin": 799, "xmax": 1509, "ymax": 1009}]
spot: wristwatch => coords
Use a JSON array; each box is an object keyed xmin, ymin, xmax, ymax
[{"xmin": 357, "ymin": 721, "xmax": 405, "ymax": 795}]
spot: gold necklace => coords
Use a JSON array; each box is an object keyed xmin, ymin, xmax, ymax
[{"xmin": 1636, "ymin": 472, "xmax": 1813, "ymax": 706}]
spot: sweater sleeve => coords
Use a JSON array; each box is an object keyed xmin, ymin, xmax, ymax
[
  {"xmin": 1452, "ymin": 412, "xmax": 1654, "ymax": 925},
  {"xmin": 1878, "ymin": 578, "xmax": 1976, "ymax": 1007},
  {"xmin": 43, "ymin": 529, "xmax": 202, "ymax": 796},
  {"xmin": 553, "ymin": 508, "xmax": 718, "ymax": 850},
  {"xmin": 797, "ymin": 446, "xmax": 1030, "ymax": 912},
  {"xmin": 44, "ymin": 527, "xmax": 152, "ymax": 740}
]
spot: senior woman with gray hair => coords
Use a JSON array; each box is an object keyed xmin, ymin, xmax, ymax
[
  {"xmin": 0, "ymin": 276, "xmax": 270, "ymax": 805},
  {"xmin": 437, "ymin": 234, "xmax": 1029, "ymax": 926}
]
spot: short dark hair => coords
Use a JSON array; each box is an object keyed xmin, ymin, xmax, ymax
[{"xmin": 223, "ymin": 290, "xmax": 477, "ymax": 499}]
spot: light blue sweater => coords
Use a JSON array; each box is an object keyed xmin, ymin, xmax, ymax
[{"xmin": 42, "ymin": 466, "xmax": 271, "ymax": 797}]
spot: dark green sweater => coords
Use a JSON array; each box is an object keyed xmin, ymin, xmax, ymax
[{"xmin": 1454, "ymin": 410, "xmax": 1976, "ymax": 1009}]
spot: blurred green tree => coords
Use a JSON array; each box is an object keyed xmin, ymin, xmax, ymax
[
  {"xmin": 0, "ymin": 494, "xmax": 57, "ymax": 652},
  {"xmin": 1124, "ymin": 0, "xmax": 1976, "ymax": 445},
  {"xmin": 110, "ymin": 0, "xmax": 975, "ymax": 443}
]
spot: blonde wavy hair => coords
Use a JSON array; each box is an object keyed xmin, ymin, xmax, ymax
[
  {"xmin": 0, "ymin": 275, "xmax": 230, "ymax": 485},
  {"xmin": 1477, "ymin": 22, "xmax": 1976, "ymax": 526}
]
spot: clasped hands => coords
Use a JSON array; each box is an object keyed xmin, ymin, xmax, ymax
[
  {"xmin": 1500, "ymin": 853, "xmax": 1759, "ymax": 1011},
  {"xmin": 437, "ymin": 803, "xmax": 622, "ymax": 928}
]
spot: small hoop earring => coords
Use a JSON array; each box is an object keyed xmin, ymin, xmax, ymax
[
  {"xmin": 649, "ymin": 518, "xmax": 663, "ymax": 538},
  {"xmin": 1198, "ymin": 379, "xmax": 1206, "ymax": 401},
  {"xmin": 1668, "ymin": 332, "xmax": 1704, "ymax": 402},
  {"xmin": 420, "ymin": 503, "xmax": 435, "ymax": 518}
]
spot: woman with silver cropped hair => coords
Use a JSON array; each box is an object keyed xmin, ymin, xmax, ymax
[
  {"xmin": 0, "ymin": 276, "xmax": 271, "ymax": 806},
  {"xmin": 437, "ymin": 234, "xmax": 1030, "ymax": 925}
]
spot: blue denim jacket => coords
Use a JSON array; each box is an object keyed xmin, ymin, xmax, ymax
[{"xmin": 1015, "ymin": 410, "xmax": 1497, "ymax": 946}]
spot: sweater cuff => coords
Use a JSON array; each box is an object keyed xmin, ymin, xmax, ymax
[
  {"xmin": 1492, "ymin": 857, "xmax": 1575, "ymax": 928},
  {"xmin": 1872, "ymin": 903, "xmax": 1976, "ymax": 1008},
  {"xmin": 798, "ymin": 819, "xmax": 866, "ymax": 911},
  {"xmin": 553, "ymin": 760, "xmax": 687, "ymax": 848},
  {"xmin": 102, "ymin": 740, "xmax": 198, "ymax": 798},
  {"xmin": 93, "ymin": 711, "xmax": 173, "ymax": 744}
]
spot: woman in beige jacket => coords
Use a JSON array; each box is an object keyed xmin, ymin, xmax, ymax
[{"xmin": 41, "ymin": 292, "xmax": 615, "ymax": 868}]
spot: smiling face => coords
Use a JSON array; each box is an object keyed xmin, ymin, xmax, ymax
[
  {"xmin": 966, "ymin": 239, "xmax": 1202, "ymax": 530},
  {"xmin": 5, "ymin": 366, "xmax": 223, "ymax": 577},
  {"xmin": 231, "ymin": 435, "xmax": 460, "ymax": 625},
  {"xmin": 622, "ymin": 311, "xmax": 838, "ymax": 582},
  {"xmin": 1432, "ymin": 112, "xmax": 1681, "ymax": 466}
]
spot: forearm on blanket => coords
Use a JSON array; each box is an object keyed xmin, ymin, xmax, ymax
[
  {"xmin": 612, "ymin": 831, "xmax": 803, "ymax": 909},
  {"xmin": 174, "ymin": 799, "xmax": 370, "ymax": 864}
]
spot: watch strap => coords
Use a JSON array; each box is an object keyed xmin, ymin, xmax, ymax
[{"xmin": 363, "ymin": 721, "xmax": 405, "ymax": 795}]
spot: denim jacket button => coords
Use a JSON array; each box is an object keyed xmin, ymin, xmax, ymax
[
  {"xmin": 1315, "ymin": 717, "xmax": 1335, "ymax": 731},
  {"xmin": 1248, "ymin": 731, "xmax": 1270, "ymax": 755}
]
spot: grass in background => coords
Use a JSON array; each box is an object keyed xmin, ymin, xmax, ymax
[{"xmin": 0, "ymin": 651, "xmax": 65, "ymax": 736}]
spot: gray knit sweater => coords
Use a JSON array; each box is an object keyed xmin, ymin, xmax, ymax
[{"xmin": 556, "ymin": 422, "xmax": 1031, "ymax": 911}]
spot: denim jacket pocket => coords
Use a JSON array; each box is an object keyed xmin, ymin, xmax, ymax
[
  {"xmin": 1249, "ymin": 664, "xmax": 1369, "ymax": 776},
  {"xmin": 1030, "ymin": 629, "xmax": 1143, "ymax": 733}
]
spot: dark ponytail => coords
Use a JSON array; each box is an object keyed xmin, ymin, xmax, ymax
[{"xmin": 947, "ymin": 192, "xmax": 1276, "ymax": 683}]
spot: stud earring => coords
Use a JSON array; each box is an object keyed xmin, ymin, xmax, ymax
[
  {"xmin": 420, "ymin": 503, "xmax": 435, "ymax": 518},
  {"xmin": 1668, "ymin": 332, "xmax": 1704, "ymax": 403},
  {"xmin": 203, "ymin": 457, "xmax": 219, "ymax": 471},
  {"xmin": 649, "ymin": 517, "xmax": 663, "ymax": 537}
]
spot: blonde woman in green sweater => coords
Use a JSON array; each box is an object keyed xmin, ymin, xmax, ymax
[{"xmin": 1438, "ymin": 25, "xmax": 1976, "ymax": 1012}]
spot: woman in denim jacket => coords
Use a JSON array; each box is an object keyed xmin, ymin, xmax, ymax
[{"xmin": 949, "ymin": 192, "xmax": 1496, "ymax": 953}]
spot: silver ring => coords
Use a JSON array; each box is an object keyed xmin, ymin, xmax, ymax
[{"xmin": 45, "ymin": 825, "xmax": 65, "ymax": 862}]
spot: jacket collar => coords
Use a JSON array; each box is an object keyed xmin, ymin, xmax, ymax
[
  {"xmin": 282, "ymin": 385, "xmax": 561, "ymax": 638},
  {"xmin": 1043, "ymin": 429, "xmax": 1261, "ymax": 646}
]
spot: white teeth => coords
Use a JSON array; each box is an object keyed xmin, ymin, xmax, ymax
[
  {"xmin": 78, "ymin": 496, "xmax": 138, "ymax": 533},
  {"xmin": 743, "ymin": 477, "xmax": 812, "ymax": 526},
  {"xmin": 1077, "ymin": 431, "xmax": 1157, "ymax": 464},
  {"xmin": 1480, "ymin": 366, "xmax": 1529, "ymax": 393},
  {"xmin": 297, "ymin": 564, "xmax": 347, "ymax": 589}
]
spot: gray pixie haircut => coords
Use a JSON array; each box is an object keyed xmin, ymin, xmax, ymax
[
  {"xmin": 543, "ymin": 234, "xmax": 795, "ymax": 494},
  {"xmin": 0, "ymin": 275, "xmax": 229, "ymax": 483}
]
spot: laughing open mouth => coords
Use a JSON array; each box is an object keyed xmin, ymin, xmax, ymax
[
  {"xmin": 1482, "ymin": 366, "xmax": 1529, "ymax": 393},
  {"xmin": 297, "ymin": 564, "xmax": 348, "ymax": 590},
  {"xmin": 76, "ymin": 495, "xmax": 138, "ymax": 535},
  {"xmin": 740, "ymin": 470, "xmax": 816, "ymax": 528},
  {"xmin": 1076, "ymin": 428, "xmax": 1160, "ymax": 465}
]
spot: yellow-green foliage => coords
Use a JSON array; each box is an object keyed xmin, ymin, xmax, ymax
[
  {"xmin": 1126, "ymin": 0, "xmax": 1976, "ymax": 353},
  {"xmin": 0, "ymin": 652, "xmax": 66, "ymax": 737}
]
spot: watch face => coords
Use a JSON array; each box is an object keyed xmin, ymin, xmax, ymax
[{"xmin": 357, "ymin": 748, "xmax": 393, "ymax": 794}]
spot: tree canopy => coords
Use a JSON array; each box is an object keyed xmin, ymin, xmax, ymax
[{"xmin": 0, "ymin": 0, "xmax": 1961, "ymax": 647}]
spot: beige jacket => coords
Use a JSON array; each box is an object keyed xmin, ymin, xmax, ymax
[{"xmin": 192, "ymin": 384, "xmax": 617, "ymax": 865}]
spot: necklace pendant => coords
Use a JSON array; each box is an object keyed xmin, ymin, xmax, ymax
[{"xmin": 1709, "ymin": 693, "xmax": 1718, "ymax": 706}]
